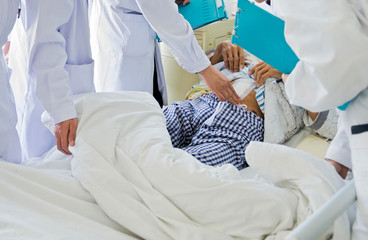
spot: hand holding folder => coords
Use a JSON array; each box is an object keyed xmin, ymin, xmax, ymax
[
  {"xmin": 231, "ymin": 0, "xmax": 299, "ymax": 74},
  {"xmin": 178, "ymin": 0, "xmax": 228, "ymax": 29}
]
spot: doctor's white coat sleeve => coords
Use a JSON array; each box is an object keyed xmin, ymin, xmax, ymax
[
  {"xmin": 135, "ymin": 0, "xmax": 211, "ymax": 74},
  {"xmin": 24, "ymin": 0, "xmax": 77, "ymax": 124},
  {"xmin": 272, "ymin": 0, "xmax": 368, "ymax": 112}
]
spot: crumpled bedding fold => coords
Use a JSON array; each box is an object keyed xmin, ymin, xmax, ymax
[{"xmin": 67, "ymin": 92, "xmax": 349, "ymax": 240}]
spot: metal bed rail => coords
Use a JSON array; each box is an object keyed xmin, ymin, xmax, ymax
[{"xmin": 286, "ymin": 180, "xmax": 356, "ymax": 240}]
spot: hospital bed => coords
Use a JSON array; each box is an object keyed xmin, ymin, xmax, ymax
[
  {"xmin": 284, "ymin": 123, "xmax": 356, "ymax": 240},
  {"xmin": 238, "ymin": 170, "xmax": 356, "ymax": 240},
  {"xmin": 162, "ymin": 23, "xmax": 354, "ymax": 236},
  {"xmin": 164, "ymin": 51, "xmax": 356, "ymax": 239},
  {"xmin": 286, "ymin": 128, "xmax": 331, "ymax": 159},
  {"xmin": 0, "ymin": 92, "xmax": 353, "ymax": 240},
  {"xmin": 287, "ymin": 180, "xmax": 356, "ymax": 240}
]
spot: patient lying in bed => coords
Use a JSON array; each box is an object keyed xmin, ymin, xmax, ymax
[
  {"xmin": 164, "ymin": 85, "xmax": 264, "ymax": 170},
  {"xmin": 164, "ymin": 41, "xmax": 339, "ymax": 171},
  {"xmin": 0, "ymin": 90, "xmax": 352, "ymax": 240},
  {"xmin": 164, "ymin": 42, "xmax": 266, "ymax": 169}
]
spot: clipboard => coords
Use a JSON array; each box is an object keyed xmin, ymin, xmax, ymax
[
  {"xmin": 231, "ymin": 0, "xmax": 299, "ymax": 74},
  {"xmin": 178, "ymin": 0, "xmax": 228, "ymax": 30}
]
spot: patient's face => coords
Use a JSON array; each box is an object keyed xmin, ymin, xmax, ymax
[{"xmin": 241, "ymin": 90, "xmax": 264, "ymax": 119}]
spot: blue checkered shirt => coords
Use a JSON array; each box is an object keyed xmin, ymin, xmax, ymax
[{"xmin": 163, "ymin": 93, "xmax": 264, "ymax": 169}]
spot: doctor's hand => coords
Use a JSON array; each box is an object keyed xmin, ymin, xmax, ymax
[
  {"xmin": 211, "ymin": 40, "xmax": 246, "ymax": 72},
  {"xmin": 326, "ymin": 159, "xmax": 349, "ymax": 179},
  {"xmin": 199, "ymin": 65, "xmax": 241, "ymax": 105},
  {"xmin": 54, "ymin": 118, "xmax": 77, "ymax": 155},
  {"xmin": 248, "ymin": 61, "xmax": 282, "ymax": 87},
  {"xmin": 175, "ymin": 0, "xmax": 190, "ymax": 6}
]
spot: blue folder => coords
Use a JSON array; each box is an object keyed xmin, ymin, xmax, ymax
[
  {"xmin": 231, "ymin": 0, "xmax": 299, "ymax": 74},
  {"xmin": 178, "ymin": 0, "xmax": 228, "ymax": 30}
]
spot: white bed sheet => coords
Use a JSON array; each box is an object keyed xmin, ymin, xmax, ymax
[
  {"xmin": 0, "ymin": 92, "xmax": 351, "ymax": 240},
  {"xmin": 284, "ymin": 127, "xmax": 314, "ymax": 148},
  {"xmin": 0, "ymin": 146, "xmax": 139, "ymax": 239}
]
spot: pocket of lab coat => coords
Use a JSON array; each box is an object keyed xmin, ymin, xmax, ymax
[
  {"xmin": 119, "ymin": 13, "xmax": 156, "ymax": 57},
  {"xmin": 65, "ymin": 61, "xmax": 95, "ymax": 94}
]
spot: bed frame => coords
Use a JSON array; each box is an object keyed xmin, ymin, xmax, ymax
[{"xmin": 286, "ymin": 180, "xmax": 356, "ymax": 240}]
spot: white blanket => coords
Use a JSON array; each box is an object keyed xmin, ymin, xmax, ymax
[{"xmin": 0, "ymin": 92, "xmax": 350, "ymax": 239}]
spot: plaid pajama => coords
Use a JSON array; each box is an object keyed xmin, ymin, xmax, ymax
[{"xmin": 163, "ymin": 93, "xmax": 264, "ymax": 169}]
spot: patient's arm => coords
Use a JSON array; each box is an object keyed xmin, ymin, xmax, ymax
[
  {"xmin": 248, "ymin": 61, "xmax": 282, "ymax": 87},
  {"xmin": 306, "ymin": 111, "xmax": 319, "ymax": 121},
  {"xmin": 210, "ymin": 40, "xmax": 246, "ymax": 72},
  {"xmin": 303, "ymin": 109, "xmax": 338, "ymax": 140}
]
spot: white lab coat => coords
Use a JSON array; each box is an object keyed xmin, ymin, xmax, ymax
[
  {"xmin": 325, "ymin": 114, "xmax": 352, "ymax": 169},
  {"xmin": 272, "ymin": 0, "xmax": 368, "ymax": 239},
  {"xmin": 0, "ymin": 0, "xmax": 21, "ymax": 163},
  {"xmin": 90, "ymin": 0, "xmax": 210, "ymax": 105},
  {"xmin": 11, "ymin": 0, "xmax": 95, "ymax": 160},
  {"xmin": 9, "ymin": 2, "xmax": 27, "ymax": 143}
]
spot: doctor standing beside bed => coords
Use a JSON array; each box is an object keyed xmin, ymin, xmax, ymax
[
  {"xmin": 89, "ymin": 0, "xmax": 241, "ymax": 107},
  {"xmin": 255, "ymin": 0, "xmax": 368, "ymax": 238},
  {"xmin": 10, "ymin": 0, "xmax": 95, "ymax": 160}
]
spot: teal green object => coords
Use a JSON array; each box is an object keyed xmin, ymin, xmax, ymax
[
  {"xmin": 337, "ymin": 101, "xmax": 351, "ymax": 111},
  {"xmin": 178, "ymin": 0, "xmax": 228, "ymax": 30},
  {"xmin": 231, "ymin": 0, "xmax": 299, "ymax": 74}
]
